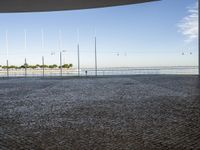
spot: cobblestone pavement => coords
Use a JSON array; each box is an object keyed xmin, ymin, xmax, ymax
[{"xmin": 0, "ymin": 75, "xmax": 200, "ymax": 150}]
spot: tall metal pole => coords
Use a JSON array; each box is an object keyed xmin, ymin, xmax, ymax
[
  {"xmin": 41, "ymin": 29, "xmax": 44, "ymax": 49},
  {"xmin": 59, "ymin": 30, "xmax": 62, "ymax": 51},
  {"xmin": 24, "ymin": 30, "xmax": 27, "ymax": 78},
  {"xmin": 24, "ymin": 29, "xmax": 27, "ymax": 50},
  {"xmin": 77, "ymin": 29, "xmax": 80, "ymax": 76},
  {"xmin": 60, "ymin": 51, "xmax": 62, "ymax": 76},
  {"xmin": 198, "ymin": 0, "xmax": 200, "ymax": 76},
  {"xmin": 6, "ymin": 60, "xmax": 9, "ymax": 77},
  {"xmin": 25, "ymin": 58, "xmax": 27, "ymax": 77},
  {"xmin": 5, "ymin": 31, "xmax": 8, "ymax": 59},
  {"xmin": 58, "ymin": 30, "xmax": 63, "ymax": 77},
  {"xmin": 42, "ymin": 56, "xmax": 45, "ymax": 77},
  {"xmin": 95, "ymin": 37, "xmax": 97, "ymax": 76},
  {"xmin": 41, "ymin": 29, "xmax": 45, "ymax": 77},
  {"xmin": 77, "ymin": 44, "xmax": 80, "ymax": 76},
  {"xmin": 6, "ymin": 31, "xmax": 9, "ymax": 77}
]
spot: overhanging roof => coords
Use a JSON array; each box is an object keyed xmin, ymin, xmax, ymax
[{"xmin": 0, "ymin": 0, "xmax": 158, "ymax": 13}]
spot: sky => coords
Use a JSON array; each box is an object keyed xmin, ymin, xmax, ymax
[{"xmin": 0, "ymin": 0, "xmax": 198, "ymax": 68}]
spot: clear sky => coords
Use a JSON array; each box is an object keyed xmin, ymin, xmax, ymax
[{"xmin": 0, "ymin": 0, "xmax": 198, "ymax": 68}]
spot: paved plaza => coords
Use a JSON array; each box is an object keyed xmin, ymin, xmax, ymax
[{"xmin": 0, "ymin": 75, "xmax": 200, "ymax": 149}]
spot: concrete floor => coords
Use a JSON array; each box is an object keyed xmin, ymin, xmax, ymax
[{"xmin": 0, "ymin": 75, "xmax": 200, "ymax": 150}]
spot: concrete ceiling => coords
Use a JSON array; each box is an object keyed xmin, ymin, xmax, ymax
[{"xmin": 0, "ymin": 0, "xmax": 158, "ymax": 13}]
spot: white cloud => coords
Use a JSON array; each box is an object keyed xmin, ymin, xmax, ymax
[{"xmin": 178, "ymin": 2, "xmax": 198, "ymax": 42}]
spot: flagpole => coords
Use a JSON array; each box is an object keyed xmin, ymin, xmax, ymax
[
  {"xmin": 198, "ymin": 0, "xmax": 200, "ymax": 76},
  {"xmin": 41, "ymin": 29, "xmax": 44, "ymax": 49},
  {"xmin": 77, "ymin": 29, "xmax": 80, "ymax": 76},
  {"xmin": 95, "ymin": 36, "xmax": 97, "ymax": 76},
  {"xmin": 41, "ymin": 29, "xmax": 45, "ymax": 77},
  {"xmin": 5, "ymin": 30, "xmax": 9, "ymax": 77},
  {"xmin": 94, "ymin": 28, "xmax": 97, "ymax": 76},
  {"xmin": 59, "ymin": 30, "xmax": 63, "ymax": 76},
  {"xmin": 24, "ymin": 29, "xmax": 27, "ymax": 50},
  {"xmin": 6, "ymin": 30, "xmax": 8, "ymax": 60}
]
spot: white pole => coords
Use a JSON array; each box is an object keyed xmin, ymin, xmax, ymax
[
  {"xmin": 25, "ymin": 58, "xmax": 27, "ymax": 77},
  {"xmin": 198, "ymin": 0, "xmax": 200, "ymax": 76},
  {"xmin": 77, "ymin": 29, "xmax": 80, "ymax": 76},
  {"xmin": 41, "ymin": 29, "xmax": 45, "ymax": 77},
  {"xmin": 59, "ymin": 29, "xmax": 62, "ymax": 50},
  {"xmin": 6, "ymin": 60, "xmax": 9, "ymax": 77},
  {"xmin": 42, "ymin": 56, "xmax": 45, "ymax": 77},
  {"xmin": 5, "ymin": 30, "xmax": 9, "ymax": 77},
  {"xmin": 60, "ymin": 51, "xmax": 62, "ymax": 76},
  {"xmin": 94, "ymin": 29, "xmax": 97, "ymax": 76},
  {"xmin": 59, "ymin": 30, "xmax": 63, "ymax": 76},
  {"xmin": 5, "ymin": 30, "xmax": 8, "ymax": 59},
  {"xmin": 77, "ymin": 28, "xmax": 80, "ymax": 43},
  {"xmin": 77, "ymin": 44, "xmax": 80, "ymax": 76},
  {"xmin": 41, "ymin": 29, "xmax": 44, "ymax": 49},
  {"xmin": 24, "ymin": 29, "xmax": 27, "ymax": 50},
  {"xmin": 95, "ymin": 36, "xmax": 97, "ymax": 76}
]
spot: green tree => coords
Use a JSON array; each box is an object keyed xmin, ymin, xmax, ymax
[
  {"xmin": 29, "ymin": 65, "xmax": 37, "ymax": 69},
  {"xmin": 20, "ymin": 63, "xmax": 28, "ymax": 69},
  {"xmin": 62, "ymin": 64, "xmax": 69, "ymax": 68},
  {"xmin": 52, "ymin": 64, "xmax": 58, "ymax": 68},
  {"xmin": 49, "ymin": 64, "xmax": 58, "ymax": 69},
  {"xmin": 69, "ymin": 64, "xmax": 73, "ymax": 68},
  {"xmin": 2, "ymin": 66, "xmax": 8, "ymax": 69},
  {"xmin": 62, "ymin": 64, "xmax": 73, "ymax": 69},
  {"xmin": 40, "ymin": 64, "xmax": 48, "ymax": 68},
  {"xmin": 35, "ymin": 64, "xmax": 40, "ymax": 68},
  {"xmin": 8, "ymin": 65, "xmax": 17, "ymax": 69}
]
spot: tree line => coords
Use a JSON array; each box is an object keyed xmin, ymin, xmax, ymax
[{"xmin": 0, "ymin": 63, "xmax": 73, "ymax": 69}]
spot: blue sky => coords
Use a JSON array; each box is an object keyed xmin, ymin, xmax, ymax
[{"xmin": 0, "ymin": 0, "xmax": 198, "ymax": 68}]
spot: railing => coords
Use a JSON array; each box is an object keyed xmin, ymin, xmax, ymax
[
  {"xmin": 81, "ymin": 66, "xmax": 198, "ymax": 76},
  {"xmin": 0, "ymin": 66, "xmax": 198, "ymax": 77}
]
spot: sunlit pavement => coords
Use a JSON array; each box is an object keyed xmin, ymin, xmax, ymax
[{"xmin": 0, "ymin": 75, "xmax": 200, "ymax": 149}]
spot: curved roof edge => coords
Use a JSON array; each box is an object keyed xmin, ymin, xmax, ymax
[{"xmin": 0, "ymin": 0, "xmax": 159, "ymax": 13}]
